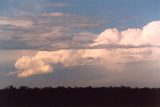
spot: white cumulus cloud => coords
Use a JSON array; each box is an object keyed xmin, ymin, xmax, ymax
[{"xmin": 90, "ymin": 21, "xmax": 160, "ymax": 47}]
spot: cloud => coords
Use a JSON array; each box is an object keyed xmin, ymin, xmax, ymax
[
  {"xmin": 90, "ymin": 21, "xmax": 160, "ymax": 47},
  {"xmin": 45, "ymin": 2, "xmax": 68, "ymax": 7},
  {"xmin": 15, "ymin": 50, "xmax": 71, "ymax": 77},
  {"xmin": 90, "ymin": 28, "xmax": 121, "ymax": 46},
  {"xmin": 71, "ymin": 23, "xmax": 100, "ymax": 29},
  {"xmin": 14, "ymin": 47, "xmax": 160, "ymax": 77},
  {"xmin": 0, "ymin": 13, "xmax": 102, "ymax": 50},
  {"xmin": 0, "ymin": 17, "xmax": 34, "ymax": 28},
  {"xmin": 15, "ymin": 56, "xmax": 53, "ymax": 77},
  {"xmin": 41, "ymin": 26, "xmax": 69, "ymax": 37},
  {"xmin": 41, "ymin": 12, "xmax": 70, "ymax": 17},
  {"xmin": 4, "ymin": 0, "xmax": 69, "ymax": 16}
]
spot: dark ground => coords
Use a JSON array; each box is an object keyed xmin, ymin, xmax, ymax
[{"xmin": 0, "ymin": 86, "xmax": 160, "ymax": 107}]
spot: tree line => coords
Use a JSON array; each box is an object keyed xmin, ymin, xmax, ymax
[{"xmin": 0, "ymin": 86, "xmax": 160, "ymax": 106}]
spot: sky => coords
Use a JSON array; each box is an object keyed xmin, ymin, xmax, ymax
[{"xmin": 0, "ymin": 0, "xmax": 160, "ymax": 88}]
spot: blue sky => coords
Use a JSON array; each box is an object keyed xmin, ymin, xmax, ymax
[
  {"xmin": 1, "ymin": 0, "xmax": 160, "ymax": 30},
  {"xmin": 0, "ymin": 0, "xmax": 160, "ymax": 88}
]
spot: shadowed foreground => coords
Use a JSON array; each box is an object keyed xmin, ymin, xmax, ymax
[{"xmin": 0, "ymin": 86, "xmax": 160, "ymax": 107}]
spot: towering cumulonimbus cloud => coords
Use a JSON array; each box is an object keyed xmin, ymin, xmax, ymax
[{"xmin": 90, "ymin": 21, "xmax": 160, "ymax": 47}]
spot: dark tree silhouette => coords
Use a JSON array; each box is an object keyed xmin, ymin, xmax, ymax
[{"xmin": 0, "ymin": 86, "xmax": 160, "ymax": 107}]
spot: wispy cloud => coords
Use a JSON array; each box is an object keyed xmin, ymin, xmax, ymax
[
  {"xmin": 41, "ymin": 12, "xmax": 69, "ymax": 17},
  {"xmin": 0, "ymin": 17, "xmax": 34, "ymax": 28},
  {"xmin": 0, "ymin": 13, "xmax": 102, "ymax": 50},
  {"xmin": 45, "ymin": 2, "xmax": 69, "ymax": 7}
]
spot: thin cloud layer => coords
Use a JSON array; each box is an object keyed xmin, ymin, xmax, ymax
[
  {"xmin": 0, "ymin": 17, "xmax": 34, "ymax": 28},
  {"xmin": 0, "ymin": 14, "xmax": 101, "ymax": 50},
  {"xmin": 41, "ymin": 12, "xmax": 71, "ymax": 17},
  {"xmin": 45, "ymin": 2, "xmax": 68, "ymax": 7}
]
